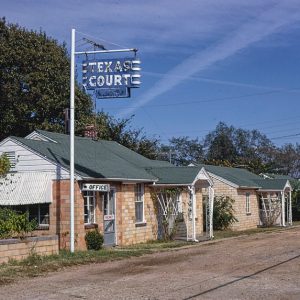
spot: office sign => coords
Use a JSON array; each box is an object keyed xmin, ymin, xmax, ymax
[
  {"xmin": 82, "ymin": 58, "xmax": 141, "ymax": 98},
  {"xmin": 82, "ymin": 183, "xmax": 110, "ymax": 192}
]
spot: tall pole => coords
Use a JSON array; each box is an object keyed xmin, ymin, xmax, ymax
[{"xmin": 70, "ymin": 28, "xmax": 75, "ymax": 252}]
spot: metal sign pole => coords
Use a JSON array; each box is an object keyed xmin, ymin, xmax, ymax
[
  {"xmin": 70, "ymin": 28, "xmax": 75, "ymax": 253},
  {"xmin": 69, "ymin": 30, "xmax": 140, "ymax": 252}
]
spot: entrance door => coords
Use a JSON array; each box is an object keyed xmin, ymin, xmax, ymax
[{"xmin": 103, "ymin": 189, "xmax": 116, "ymax": 246}]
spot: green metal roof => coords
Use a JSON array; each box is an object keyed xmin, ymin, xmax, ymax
[
  {"xmin": 262, "ymin": 173, "xmax": 294, "ymax": 180},
  {"xmin": 252, "ymin": 179, "xmax": 290, "ymax": 191},
  {"xmin": 195, "ymin": 163, "xmax": 262, "ymax": 188},
  {"xmin": 12, "ymin": 130, "xmax": 173, "ymax": 181},
  {"xmin": 146, "ymin": 166, "xmax": 202, "ymax": 185}
]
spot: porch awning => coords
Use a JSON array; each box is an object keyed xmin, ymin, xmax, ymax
[{"xmin": 0, "ymin": 172, "xmax": 53, "ymax": 206}]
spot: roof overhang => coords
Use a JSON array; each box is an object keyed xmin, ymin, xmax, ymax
[
  {"xmin": 258, "ymin": 180, "xmax": 293, "ymax": 192},
  {"xmin": 80, "ymin": 177, "xmax": 158, "ymax": 183},
  {"xmin": 25, "ymin": 131, "xmax": 58, "ymax": 143},
  {"xmin": 0, "ymin": 172, "xmax": 53, "ymax": 205}
]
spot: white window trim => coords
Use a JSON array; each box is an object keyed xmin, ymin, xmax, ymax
[
  {"xmin": 135, "ymin": 183, "xmax": 145, "ymax": 224},
  {"xmin": 83, "ymin": 191, "xmax": 96, "ymax": 224},
  {"xmin": 246, "ymin": 192, "xmax": 251, "ymax": 214}
]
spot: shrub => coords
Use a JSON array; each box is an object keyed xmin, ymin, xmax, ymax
[
  {"xmin": 213, "ymin": 196, "xmax": 238, "ymax": 230},
  {"xmin": 0, "ymin": 208, "xmax": 38, "ymax": 239},
  {"xmin": 85, "ymin": 230, "xmax": 104, "ymax": 250}
]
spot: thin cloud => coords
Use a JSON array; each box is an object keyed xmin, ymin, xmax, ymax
[{"xmin": 118, "ymin": 2, "xmax": 300, "ymax": 117}]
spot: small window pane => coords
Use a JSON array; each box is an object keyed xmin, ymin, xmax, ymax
[{"xmin": 135, "ymin": 184, "xmax": 144, "ymax": 223}]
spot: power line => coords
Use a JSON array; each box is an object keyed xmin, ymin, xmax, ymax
[{"xmin": 269, "ymin": 133, "xmax": 300, "ymax": 140}]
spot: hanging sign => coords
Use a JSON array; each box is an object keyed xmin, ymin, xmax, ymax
[
  {"xmin": 82, "ymin": 58, "xmax": 141, "ymax": 98},
  {"xmin": 82, "ymin": 183, "xmax": 110, "ymax": 192}
]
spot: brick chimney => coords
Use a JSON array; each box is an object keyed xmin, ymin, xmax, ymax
[{"xmin": 84, "ymin": 125, "xmax": 97, "ymax": 139}]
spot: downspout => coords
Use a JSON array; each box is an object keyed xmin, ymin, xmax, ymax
[{"xmin": 188, "ymin": 185, "xmax": 198, "ymax": 242}]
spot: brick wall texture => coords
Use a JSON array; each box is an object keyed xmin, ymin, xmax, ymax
[
  {"xmin": 0, "ymin": 236, "xmax": 59, "ymax": 264},
  {"xmin": 35, "ymin": 180, "xmax": 206, "ymax": 250},
  {"xmin": 203, "ymin": 176, "xmax": 260, "ymax": 230}
]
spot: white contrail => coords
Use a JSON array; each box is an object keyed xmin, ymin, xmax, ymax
[{"xmin": 118, "ymin": 2, "xmax": 300, "ymax": 117}]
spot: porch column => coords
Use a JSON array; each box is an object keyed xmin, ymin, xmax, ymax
[
  {"xmin": 208, "ymin": 186, "xmax": 214, "ymax": 238},
  {"xmin": 289, "ymin": 190, "xmax": 293, "ymax": 225},
  {"xmin": 191, "ymin": 185, "xmax": 197, "ymax": 241},
  {"xmin": 281, "ymin": 191, "xmax": 286, "ymax": 227}
]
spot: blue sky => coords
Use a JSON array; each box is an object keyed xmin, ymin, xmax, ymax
[{"xmin": 2, "ymin": 0, "xmax": 300, "ymax": 145}]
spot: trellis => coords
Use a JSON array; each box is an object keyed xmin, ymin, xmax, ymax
[
  {"xmin": 259, "ymin": 193, "xmax": 282, "ymax": 226},
  {"xmin": 156, "ymin": 190, "xmax": 182, "ymax": 218},
  {"xmin": 259, "ymin": 190, "xmax": 292, "ymax": 227}
]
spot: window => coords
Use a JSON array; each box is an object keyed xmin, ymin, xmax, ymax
[
  {"xmin": 83, "ymin": 191, "xmax": 96, "ymax": 224},
  {"xmin": 246, "ymin": 193, "xmax": 250, "ymax": 214},
  {"xmin": 135, "ymin": 183, "xmax": 144, "ymax": 223},
  {"xmin": 9, "ymin": 204, "xmax": 50, "ymax": 227}
]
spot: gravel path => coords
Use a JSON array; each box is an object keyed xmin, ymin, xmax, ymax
[{"xmin": 1, "ymin": 228, "xmax": 300, "ymax": 299}]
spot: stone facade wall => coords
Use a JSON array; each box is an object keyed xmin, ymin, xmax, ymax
[
  {"xmin": 35, "ymin": 180, "xmax": 205, "ymax": 249},
  {"xmin": 36, "ymin": 181, "xmax": 159, "ymax": 250},
  {"xmin": 203, "ymin": 176, "xmax": 260, "ymax": 231},
  {"xmin": 117, "ymin": 184, "xmax": 157, "ymax": 245},
  {"xmin": 0, "ymin": 235, "xmax": 58, "ymax": 264}
]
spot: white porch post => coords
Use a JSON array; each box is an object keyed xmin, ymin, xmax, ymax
[
  {"xmin": 208, "ymin": 186, "xmax": 214, "ymax": 238},
  {"xmin": 281, "ymin": 191, "xmax": 286, "ymax": 227},
  {"xmin": 191, "ymin": 185, "xmax": 197, "ymax": 242},
  {"xmin": 289, "ymin": 190, "xmax": 292, "ymax": 225}
]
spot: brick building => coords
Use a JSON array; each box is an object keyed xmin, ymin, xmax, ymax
[
  {"xmin": 0, "ymin": 130, "xmax": 213, "ymax": 250},
  {"xmin": 193, "ymin": 164, "xmax": 293, "ymax": 230}
]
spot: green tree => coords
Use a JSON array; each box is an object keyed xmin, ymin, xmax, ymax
[
  {"xmin": 0, "ymin": 18, "xmax": 93, "ymax": 140},
  {"xmin": 203, "ymin": 122, "xmax": 277, "ymax": 174},
  {"xmin": 160, "ymin": 136, "xmax": 204, "ymax": 165},
  {"xmin": 80, "ymin": 112, "xmax": 160, "ymax": 159},
  {"xmin": 213, "ymin": 196, "xmax": 238, "ymax": 230},
  {"xmin": 0, "ymin": 154, "xmax": 10, "ymax": 177}
]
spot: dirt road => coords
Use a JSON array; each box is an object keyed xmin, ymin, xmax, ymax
[{"xmin": 1, "ymin": 228, "xmax": 300, "ymax": 299}]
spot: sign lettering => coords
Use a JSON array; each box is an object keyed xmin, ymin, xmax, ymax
[
  {"xmin": 82, "ymin": 183, "xmax": 110, "ymax": 192},
  {"xmin": 82, "ymin": 58, "xmax": 141, "ymax": 98}
]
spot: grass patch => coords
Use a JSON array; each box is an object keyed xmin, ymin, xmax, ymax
[{"xmin": 213, "ymin": 223, "xmax": 298, "ymax": 239}]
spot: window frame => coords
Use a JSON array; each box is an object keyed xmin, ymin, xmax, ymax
[
  {"xmin": 83, "ymin": 190, "xmax": 96, "ymax": 224},
  {"xmin": 9, "ymin": 204, "xmax": 50, "ymax": 228},
  {"xmin": 246, "ymin": 192, "xmax": 251, "ymax": 215},
  {"xmin": 135, "ymin": 183, "xmax": 145, "ymax": 224}
]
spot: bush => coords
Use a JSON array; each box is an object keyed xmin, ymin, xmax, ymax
[
  {"xmin": 213, "ymin": 196, "xmax": 238, "ymax": 230},
  {"xmin": 0, "ymin": 208, "xmax": 38, "ymax": 239},
  {"xmin": 85, "ymin": 230, "xmax": 104, "ymax": 250}
]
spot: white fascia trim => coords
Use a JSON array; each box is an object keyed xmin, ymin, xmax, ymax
[
  {"xmin": 258, "ymin": 189, "xmax": 282, "ymax": 192},
  {"xmin": 25, "ymin": 131, "xmax": 58, "ymax": 143},
  {"xmin": 0, "ymin": 137, "xmax": 12, "ymax": 148},
  {"xmin": 9, "ymin": 137, "xmax": 80, "ymax": 179},
  {"xmin": 151, "ymin": 183, "xmax": 191, "ymax": 187},
  {"xmin": 81, "ymin": 177, "xmax": 158, "ymax": 183},
  {"xmin": 207, "ymin": 172, "xmax": 239, "ymax": 188},
  {"xmin": 192, "ymin": 167, "xmax": 213, "ymax": 186},
  {"xmin": 285, "ymin": 180, "xmax": 293, "ymax": 191}
]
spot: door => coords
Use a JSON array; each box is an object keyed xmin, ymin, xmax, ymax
[{"xmin": 103, "ymin": 189, "xmax": 116, "ymax": 246}]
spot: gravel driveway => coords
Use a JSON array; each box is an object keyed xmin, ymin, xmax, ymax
[{"xmin": 1, "ymin": 228, "xmax": 300, "ymax": 300}]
